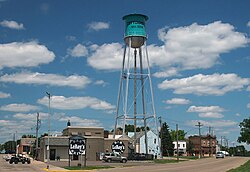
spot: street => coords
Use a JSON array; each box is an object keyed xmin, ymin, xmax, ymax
[{"xmin": 97, "ymin": 157, "xmax": 250, "ymax": 172}]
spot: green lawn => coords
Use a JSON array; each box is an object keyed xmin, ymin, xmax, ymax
[
  {"xmin": 64, "ymin": 166, "xmax": 114, "ymax": 170},
  {"xmin": 178, "ymin": 156, "xmax": 199, "ymax": 160},
  {"xmin": 227, "ymin": 160, "xmax": 250, "ymax": 172}
]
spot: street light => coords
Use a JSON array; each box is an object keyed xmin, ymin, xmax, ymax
[{"xmin": 46, "ymin": 92, "xmax": 51, "ymax": 169}]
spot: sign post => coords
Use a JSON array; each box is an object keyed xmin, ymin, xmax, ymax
[{"xmin": 68, "ymin": 136, "xmax": 86, "ymax": 167}]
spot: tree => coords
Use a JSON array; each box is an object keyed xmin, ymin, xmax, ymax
[
  {"xmin": 170, "ymin": 130, "xmax": 186, "ymax": 141},
  {"xmin": 235, "ymin": 145, "xmax": 247, "ymax": 156},
  {"xmin": 160, "ymin": 122, "xmax": 174, "ymax": 156},
  {"xmin": 0, "ymin": 144, "xmax": 4, "ymax": 152},
  {"xmin": 186, "ymin": 139, "xmax": 195, "ymax": 156},
  {"xmin": 238, "ymin": 117, "xmax": 250, "ymax": 144},
  {"xmin": 125, "ymin": 124, "xmax": 149, "ymax": 133},
  {"xmin": 22, "ymin": 134, "xmax": 36, "ymax": 138},
  {"xmin": 4, "ymin": 141, "xmax": 16, "ymax": 153}
]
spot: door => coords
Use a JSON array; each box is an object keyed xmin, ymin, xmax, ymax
[{"xmin": 50, "ymin": 149, "xmax": 56, "ymax": 160}]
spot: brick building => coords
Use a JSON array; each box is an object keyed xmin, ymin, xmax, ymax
[{"xmin": 188, "ymin": 135, "xmax": 217, "ymax": 157}]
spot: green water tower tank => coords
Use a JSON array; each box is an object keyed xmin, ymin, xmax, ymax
[{"xmin": 123, "ymin": 14, "xmax": 148, "ymax": 48}]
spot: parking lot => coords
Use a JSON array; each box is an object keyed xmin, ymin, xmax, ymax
[
  {"xmin": 0, "ymin": 154, "xmax": 154, "ymax": 172},
  {"xmin": 0, "ymin": 154, "xmax": 64, "ymax": 172}
]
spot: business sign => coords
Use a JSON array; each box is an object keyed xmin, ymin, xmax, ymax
[
  {"xmin": 111, "ymin": 140, "xmax": 125, "ymax": 153},
  {"xmin": 69, "ymin": 136, "xmax": 86, "ymax": 155}
]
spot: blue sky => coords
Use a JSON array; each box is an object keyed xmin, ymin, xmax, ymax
[{"xmin": 0, "ymin": 0, "xmax": 250, "ymax": 149}]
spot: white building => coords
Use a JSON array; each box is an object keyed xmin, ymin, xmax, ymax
[
  {"xmin": 128, "ymin": 130, "xmax": 160, "ymax": 156},
  {"xmin": 173, "ymin": 140, "xmax": 187, "ymax": 156}
]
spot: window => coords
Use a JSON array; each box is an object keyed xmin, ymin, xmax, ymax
[
  {"xmin": 84, "ymin": 132, "xmax": 92, "ymax": 136},
  {"xmin": 154, "ymin": 139, "xmax": 156, "ymax": 144},
  {"xmin": 183, "ymin": 144, "xmax": 185, "ymax": 148},
  {"xmin": 178, "ymin": 144, "xmax": 180, "ymax": 148}
]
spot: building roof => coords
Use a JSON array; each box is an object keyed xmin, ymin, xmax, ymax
[{"xmin": 65, "ymin": 126, "xmax": 104, "ymax": 129}]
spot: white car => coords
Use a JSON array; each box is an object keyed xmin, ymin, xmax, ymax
[{"xmin": 216, "ymin": 151, "xmax": 225, "ymax": 158}]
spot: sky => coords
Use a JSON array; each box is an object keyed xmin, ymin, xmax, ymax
[{"xmin": 0, "ymin": 0, "xmax": 250, "ymax": 150}]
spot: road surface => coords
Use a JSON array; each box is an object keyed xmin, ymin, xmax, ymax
[{"xmin": 97, "ymin": 157, "xmax": 250, "ymax": 172}]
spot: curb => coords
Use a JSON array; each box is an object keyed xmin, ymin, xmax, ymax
[{"xmin": 43, "ymin": 168, "xmax": 93, "ymax": 172}]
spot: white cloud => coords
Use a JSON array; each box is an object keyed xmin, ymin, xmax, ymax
[
  {"xmin": 13, "ymin": 112, "xmax": 48, "ymax": 121},
  {"xmin": 187, "ymin": 105, "xmax": 225, "ymax": 118},
  {"xmin": 0, "ymin": 91, "xmax": 10, "ymax": 98},
  {"xmin": 94, "ymin": 80, "xmax": 108, "ymax": 87},
  {"xmin": 186, "ymin": 119, "xmax": 237, "ymax": 128},
  {"xmin": 247, "ymin": 103, "xmax": 250, "ymax": 109},
  {"xmin": 0, "ymin": 114, "xmax": 47, "ymax": 143},
  {"xmin": 235, "ymin": 113, "xmax": 241, "ymax": 117},
  {"xmin": 187, "ymin": 105, "xmax": 225, "ymax": 113},
  {"xmin": 165, "ymin": 98, "xmax": 191, "ymax": 105},
  {"xmin": 37, "ymin": 95, "xmax": 115, "ymax": 111},
  {"xmin": 86, "ymin": 21, "xmax": 248, "ymax": 74},
  {"xmin": 0, "ymin": 103, "xmax": 40, "ymax": 112},
  {"xmin": 87, "ymin": 43, "xmax": 123, "ymax": 70},
  {"xmin": 87, "ymin": 21, "xmax": 109, "ymax": 31},
  {"xmin": 247, "ymin": 21, "xmax": 250, "ymax": 27},
  {"xmin": 0, "ymin": 42, "xmax": 55, "ymax": 69},
  {"xmin": 68, "ymin": 44, "xmax": 88, "ymax": 57},
  {"xmin": 0, "ymin": 20, "xmax": 24, "ymax": 30},
  {"xmin": 198, "ymin": 112, "xmax": 224, "ymax": 118},
  {"xmin": 158, "ymin": 73, "xmax": 250, "ymax": 96},
  {"xmin": 0, "ymin": 71, "xmax": 91, "ymax": 89},
  {"xmin": 153, "ymin": 68, "xmax": 179, "ymax": 78},
  {"xmin": 152, "ymin": 21, "xmax": 248, "ymax": 71}
]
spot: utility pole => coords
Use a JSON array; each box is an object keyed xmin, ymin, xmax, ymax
[
  {"xmin": 232, "ymin": 142, "xmax": 235, "ymax": 156},
  {"xmin": 176, "ymin": 124, "xmax": 179, "ymax": 161},
  {"xmin": 46, "ymin": 92, "xmax": 51, "ymax": 169},
  {"xmin": 195, "ymin": 122, "xmax": 203, "ymax": 158},
  {"xmin": 158, "ymin": 116, "xmax": 163, "ymax": 158},
  {"xmin": 208, "ymin": 126, "xmax": 211, "ymax": 157},
  {"xmin": 221, "ymin": 136, "xmax": 223, "ymax": 150},
  {"xmin": 35, "ymin": 112, "xmax": 40, "ymax": 160}
]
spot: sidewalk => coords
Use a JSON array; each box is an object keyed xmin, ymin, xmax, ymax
[
  {"xmin": 32, "ymin": 160, "xmax": 70, "ymax": 172},
  {"xmin": 32, "ymin": 160, "xmax": 95, "ymax": 172}
]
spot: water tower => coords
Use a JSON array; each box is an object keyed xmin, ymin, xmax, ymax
[{"xmin": 114, "ymin": 14, "xmax": 160, "ymax": 155}]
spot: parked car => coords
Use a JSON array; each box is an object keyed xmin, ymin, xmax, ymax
[
  {"xmin": 102, "ymin": 152, "xmax": 127, "ymax": 163},
  {"xmin": 216, "ymin": 151, "xmax": 225, "ymax": 159},
  {"xmin": 220, "ymin": 151, "xmax": 229, "ymax": 156},
  {"xmin": 9, "ymin": 154, "xmax": 31, "ymax": 164}
]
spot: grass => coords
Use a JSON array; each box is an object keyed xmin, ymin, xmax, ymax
[
  {"xmin": 227, "ymin": 160, "xmax": 250, "ymax": 172},
  {"xmin": 177, "ymin": 156, "xmax": 200, "ymax": 160},
  {"xmin": 64, "ymin": 166, "xmax": 114, "ymax": 170}
]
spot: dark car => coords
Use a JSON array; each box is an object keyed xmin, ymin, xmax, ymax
[{"xmin": 102, "ymin": 152, "xmax": 127, "ymax": 163}]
